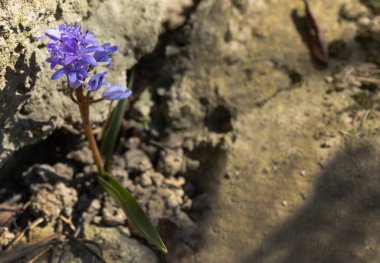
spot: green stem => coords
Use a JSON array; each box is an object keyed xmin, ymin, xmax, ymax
[{"xmin": 75, "ymin": 87, "xmax": 105, "ymax": 176}]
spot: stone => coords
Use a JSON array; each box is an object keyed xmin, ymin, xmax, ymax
[
  {"xmin": 23, "ymin": 222, "xmax": 157, "ymax": 262},
  {"xmin": 147, "ymin": 197, "xmax": 165, "ymax": 222},
  {"xmin": 149, "ymin": 171, "xmax": 165, "ymax": 187},
  {"xmin": 29, "ymin": 182, "xmax": 77, "ymax": 220},
  {"xmin": 164, "ymin": 176, "xmax": 186, "ymax": 187},
  {"xmin": 67, "ymin": 146, "xmax": 94, "ymax": 165},
  {"xmin": 157, "ymin": 148, "xmax": 186, "ymax": 176},
  {"xmin": 53, "ymin": 162, "xmax": 74, "ymax": 181},
  {"xmin": 124, "ymin": 136, "xmax": 141, "ymax": 150},
  {"xmin": 55, "ymin": 182, "xmax": 78, "ymax": 216},
  {"xmin": 117, "ymin": 225, "xmax": 131, "ymax": 237},
  {"xmin": 167, "ymin": 193, "xmax": 182, "ymax": 208},
  {"xmin": 83, "ymin": 164, "xmax": 98, "ymax": 175},
  {"xmin": 0, "ymin": 227, "xmax": 15, "ymax": 247},
  {"xmin": 102, "ymin": 196, "xmax": 126, "ymax": 226},
  {"xmin": 138, "ymin": 172, "xmax": 153, "ymax": 187},
  {"xmin": 29, "ymin": 188, "xmax": 62, "ymax": 219},
  {"xmin": 82, "ymin": 199, "xmax": 102, "ymax": 223},
  {"xmin": 84, "ymin": 224, "xmax": 159, "ymax": 263},
  {"xmin": 110, "ymin": 156, "xmax": 127, "ymax": 170},
  {"xmin": 125, "ymin": 149, "xmax": 152, "ymax": 173}
]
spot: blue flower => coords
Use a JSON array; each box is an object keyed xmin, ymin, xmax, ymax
[
  {"xmin": 51, "ymin": 61, "xmax": 89, "ymax": 89},
  {"xmin": 62, "ymin": 44, "xmax": 99, "ymax": 67},
  {"xmin": 94, "ymin": 43, "xmax": 118, "ymax": 67},
  {"xmin": 102, "ymin": 83, "xmax": 132, "ymax": 100},
  {"xmin": 86, "ymin": 72, "xmax": 109, "ymax": 91},
  {"xmin": 37, "ymin": 23, "xmax": 127, "ymax": 97},
  {"xmin": 45, "ymin": 41, "xmax": 63, "ymax": 69},
  {"xmin": 36, "ymin": 23, "xmax": 76, "ymax": 42},
  {"xmin": 37, "ymin": 23, "xmax": 106, "ymax": 80}
]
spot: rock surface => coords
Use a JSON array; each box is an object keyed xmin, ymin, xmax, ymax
[
  {"xmin": 83, "ymin": 224, "xmax": 159, "ymax": 263},
  {"xmin": 155, "ymin": 0, "xmax": 380, "ymax": 262}
]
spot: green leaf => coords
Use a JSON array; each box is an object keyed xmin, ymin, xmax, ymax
[
  {"xmin": 98, "ymin": 173, "xmax": 168, "ymax": 254},
  {"xmin": 100, "ymin": 68, "xmax": 135, "ymax": 172}
]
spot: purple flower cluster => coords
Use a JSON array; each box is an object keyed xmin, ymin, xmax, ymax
[{"xmin": 37, "ymin": 23, "xmax": 131, "ymax": 100}]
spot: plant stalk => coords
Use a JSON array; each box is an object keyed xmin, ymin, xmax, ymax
[{"xmin": 75, "ymin": 87, "xmax": 105, "ymax": 176}]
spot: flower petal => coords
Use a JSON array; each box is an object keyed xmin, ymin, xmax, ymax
[
  {"xmin": 105, "ymin": 58, "xmax": 112, "ymax": 67},
  {"xmin": 70, "ymin": 79, "xmax": 84, "ymax": 89},
  {"xmin": 85, "ymin": 46, "xmax": 103, "ymax": 53},
  {"xmin": 102, "ymin": 82, "xmax": 111, "ymax": 87},
  {"xmin": 81, "ymin": 54, "xmax": 97, "ymax": 66},
  {"xmin": 67, "ymin": 71, "xmax": 77, "ymax": 85},
  {"xmin": 35, "ymin": 35, "xmax": 46, "ymax": 41},
  {"xmin": 46, "ymin": 56, "xmax": 60, "ymax": 69},
  {"xmin": 102, "ymin": 84, "xmax": 132, "ymax": 100},
  {"xmin": 86, "ymin": 71, "xmax": 107, "ymax": 91},
  {"xmin": 45, "ymin": 29, "xmax": 61, "ymax": 40},
  {"xmin": 63, "ymin": 55, "xmax": 79, "ymax": 65},
  {"xmin": 50, "ymin": 68, "xmax": 65, "ymax": 80},
  {"xmin": 85, "ymin": 33, "xmax": 96, "ymax": 39},
  {"xmin": 107, "ymin": 45, "xmax": 118, "ymax": 53}
]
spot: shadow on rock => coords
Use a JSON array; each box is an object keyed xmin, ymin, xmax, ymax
[
  {"xmin": 0, "ymin": 51, "xmax": 40, "ymax": 155},
  {"xmin": 242, "ymin": 139, "xmax": 380, "ymax": 263}
]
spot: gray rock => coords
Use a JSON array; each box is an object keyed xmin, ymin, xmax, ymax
[
  {"xmin": 67, "ymin": 146, "xmax": 93, "ymax": 165},
  {"xmin": 55, "ymin": 182, "xmax": 78, "ymax": 216},
  {"xmin": 19, "ymin": 222, "xmax": 158, "ymax": 262},
  {"xmin": 149, "ymin": 171, "xmax": 165, "ymax": 187},
  {"xmin": 84, "ymin": 224, "xmax": 159, "ymax": 263},
  {"xmin": 110, "ymin": 156, "xmax": 127, "ymax": 171},
  {"xmin": 167, "ymin": 192, "xmax": 182, "ymax": 208},
  {"xmin": 102, "ymin": 196, "xmax": 127, "ymax": 226},
  {"xmin": 131, "ymin": 172, "xmax": 191, "ymax": 225},
  {"xmin": 0, "ymin": 227, "xmax": 15, "ymax": 247},
  {"xmin": 157, "ymin": 148, "xmax": 186, "ymax": 176},
  {"xmin": 53, "ymin": 163, "xmax": 74, "ymax": 181},
  {"xmin": 22, "ymin": 163, "xmax": 78, "ymax": 221},
  {"xmin": 125, "ymin": 149, "xmax": 152, "ymax": 173},
  {"xmin": 29, "ymin": 182, "xmax": 78, "ymax": 220},
  {"xmin": 82, "ymin": 198, "xmax": 102, "ymax": 224},
  {"xmin": 124, "ymin": 136, "xmax": 141, "ymax": 150},
  {"xmin": 138, "ymin": 172, "xmax": 153, "ymax": 187}
]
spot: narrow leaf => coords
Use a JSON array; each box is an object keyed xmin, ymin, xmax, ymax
[
  {"xmin": 98, "ymin": 173, "xmax": 168, "ymax": 253},
  {"xmin": 100, "ymin": 68, "xmax": 135, "ymax": 171}
]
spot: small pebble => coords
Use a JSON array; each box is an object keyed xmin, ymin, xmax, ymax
[
  {"xmin": 140, "ymin": 172, "xmax": 153, "ymax": 187},
  {"xmin": 164, "ymin": 176, "xmax": 185, "ymax": 187},
  {"xmin": 358, "ymin": 17, "xmax": 371, "ymax": 27},
  {"xmin": 324, "ymin": 76, "xmax": 333, "ymax": 83}
]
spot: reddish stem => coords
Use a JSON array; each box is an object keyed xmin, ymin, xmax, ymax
[{"xmin": 75, "ymin": 87, "xmax": 105, "ymax": 176}]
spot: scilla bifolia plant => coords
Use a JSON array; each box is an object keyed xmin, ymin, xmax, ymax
[{"xmin": 37, "ymin": 23, "xmax": 167, "ymax": 253}]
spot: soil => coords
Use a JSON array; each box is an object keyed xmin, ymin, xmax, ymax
[{"xmin": 2, "ymin": 0, "xmax": 380, "ymax": 262}]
